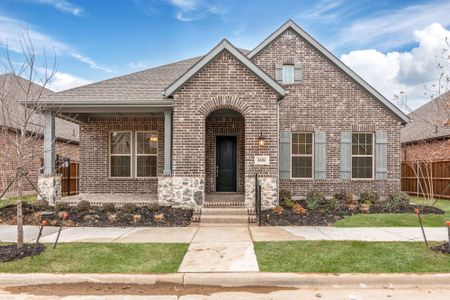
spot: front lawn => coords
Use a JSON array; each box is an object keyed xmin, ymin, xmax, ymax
[
  {"xmin": 0, "ymin": 243, "xmax": 188, "ymax": 273},
  {"xmin": 0, "ymin": 194, "xmax": 36, "ymax": 209},
  {"xmin": 255, "ymin": 241, "xmax": 450, "ymax": 273},
  {"xmin": 334, "ymin": 197, "xmax": 450, "ymax": 227}
]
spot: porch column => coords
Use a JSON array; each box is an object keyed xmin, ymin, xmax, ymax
[
  {"xmin": 43, "ymin": 111, "xmax": 56, "ymax": 175},
  {"xmin": 163, "ymin": 110, "xmax": 172, "ymax": 175}
]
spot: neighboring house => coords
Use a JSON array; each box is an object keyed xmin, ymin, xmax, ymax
[
  {"xmin": 401, "ymin": 91, "xmax": 450, "ymax": 162},
  {"xmin": 36, "ymin": 20, "xmax": 408, "ymax": 208},
  {"xmin": 0, "ymin": 74, "xmax": 80, "ymax": 196}
]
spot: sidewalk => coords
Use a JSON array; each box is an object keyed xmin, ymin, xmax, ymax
[{"xmin": 0, "ymin": 225, "xmax": 447, "ymax": 243}]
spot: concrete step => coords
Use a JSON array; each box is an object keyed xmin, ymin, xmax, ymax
[
  {"xmin": 201, "ymin": 207, "xmax": 248, "ymax": 215},
  {"xmin": 204, "ymin": 201, "xmax": 246, "ymax": 208},
  {"xmin": 200, "ymin": 214, "xmax": 249, "ymax": 224},
  {"xmin": 197, "ymin": 223, "xmax": 251, "ymax": 227}
]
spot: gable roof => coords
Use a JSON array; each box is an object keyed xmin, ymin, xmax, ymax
[
  {"xmin": 401, "ymin": 91, "xmax": 450, "ymax": 143},
  {"xmin": 248, "ymin": 20, "xmax": 409, "ymax": 124},
  {"xmin": 0, "ymin": 74, "xmax": 79, "ymax": 142},
  {"xmin": 164, "ymin": 39, "xmax": 287, "ymax": 97}
]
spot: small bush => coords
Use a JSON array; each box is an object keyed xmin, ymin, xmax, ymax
[
  {"xmin": 305, "ymin": 190, "xmax": 326, "ymax": 210},
  {"xmin": 54, "ymin": 202, "xmax": 70, "ymax": 212},
  {"xmin": 147, "ymin": 202, "xmax": 160, "ymax": 211},
  {"xmin": 273, "ymin": 206, "xmax": 284, "ymax": 215},
  {"xmin": 279, "ymin": 189, "xmax": 292, "ymax": 201},
  {"xmin": 102, "ymin": 202, "xmax": 115, "ymax": 212},
  {"xmin": 76, "ymin": 200, "xmax": 91, "ymax": 211},
  {"xmin": 334, "ymin": 190, "xmax": 356, "ymax": 206},
  {"xmin": 280, "ymin": 198, "xmax": 295, "ymax": 208},
  {"xmin": 34, "ymin": 199, "xmax": 49, "ymax": 210},
  {"xmin": 292, "ymin": 203, "xmax": 307, "ymax": 215},
  {"xmin": 123, "ymin": 202, "xmax": 138, "ymax": 213},
  {"xmin": 384, "ymin": 192, "xmax": 410, "ymax": 212},
  {"xmin": 359, "ymin": 190, "xmax": 379, "ymax": 205}
]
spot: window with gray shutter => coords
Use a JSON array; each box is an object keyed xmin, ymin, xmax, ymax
[
  {"xmin": 279, "ymin": 131, "xmax": 291, "ymax": 179},
  {"xmin": 292, "ymin": 132, "xmax": 313, "ymax": 178},
  {"xmin": 375, "ymin": 130, "xmax": 387, "ymax": 179},
  {"xmin": 294, "ymin": 63, "xmax": 302, "ymax": 83},
  {"xmin": 351, "ymin": 133, "xmax": 374, "ymax": 179},
  {"xmin": 340, "ymin": 131, "xmax": 352, "ymax": 179},
  {"xmin": 314, "ymin": 131, "xmax": 326, "ymax": 179},
  {"xmin": 275, "ymin": 64, "xmax": 283, "ymax": 83}
]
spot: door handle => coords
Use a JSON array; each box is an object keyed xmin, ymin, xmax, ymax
[{"xmin": 216, "ymin": 166, "xmax": 219, "ymax": 178}]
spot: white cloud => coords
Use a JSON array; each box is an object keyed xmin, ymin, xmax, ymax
[
  {"xmin": 334, "ymin": 0, "xmax": 450, "ymax": 51},
  {"xmin": 341, "ymin": 23, "xmax": 450, "ymax": 111},
  {"xmin": 26, "ymin": 0, "xmax": 84, "ymax": 16},
  {"xmin": 127, "ymin": 61, "xmax": 148, "ymax": 69},
  {"xmin": 298, "ymin": 0, "xmax": 345, "ymax": 23},
  {"xmin": 47, "ymin": 71, "xmax": 91, "ymax": 92},
  {"xmin": 70, "ymin": 52, "xmax": 113, "ymax": 73}
]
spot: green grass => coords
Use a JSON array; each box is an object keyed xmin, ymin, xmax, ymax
[
  {"xmin": 255, "ymin": 241, "xmax": 450, "ymax": 273},
  {"xmin": 0, "ymin": 194, "xmax": 37, "ymax": 209},
  {"xmin": 0, "ymin": 243, "xmax": 189, "ymax": 273},
  {"xmin": 334, "ymin": 197, "xmax": 450, "ymax": 227}
]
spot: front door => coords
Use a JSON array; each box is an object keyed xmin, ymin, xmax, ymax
[{"xmin": 216, "ymin": 136, "xmax": 237, "ymax": 192}]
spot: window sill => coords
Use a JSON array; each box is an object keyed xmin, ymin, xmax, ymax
[{"xmin": 107, "ymin": 177, "xmax": 158, "ymax": 181}]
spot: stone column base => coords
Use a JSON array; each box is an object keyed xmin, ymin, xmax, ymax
[
  {"xmin": 158, "ymin": 177, "xmax": 204, "ymax": 208},
  {"xmin": 37, "ymin": 175, "xmax": 61, "ymax": 206},
  {"xmin": 245, "ymin": 176, "xmax": 278, "ymax": 209}
]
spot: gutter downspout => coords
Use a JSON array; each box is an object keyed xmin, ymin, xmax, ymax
[{"xmin": 277, "ymin": 93, "xmax": 287, "ymax": 205}]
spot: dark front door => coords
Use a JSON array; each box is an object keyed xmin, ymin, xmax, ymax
[{"xmin": 216, "ymin": 136, "xmax": 237, "ymax": 192}]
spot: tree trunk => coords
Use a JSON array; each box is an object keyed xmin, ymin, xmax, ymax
[{"xmin": 16, "ymin": 172, "xmax": 24, "ymax": 248}]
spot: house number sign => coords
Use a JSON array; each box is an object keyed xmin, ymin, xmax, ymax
[{"xmin": 254, "ymin": 155, "xmax": 270, "ymax": 165}]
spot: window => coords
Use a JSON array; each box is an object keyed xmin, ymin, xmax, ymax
[
  {"xmin": 352, "ymin": 133, "xmax": 373, "ymax": 179},
  {"xmin": 282, "ymin": 64, "xmax": 294, "ymax": 84},
  {"xmin": 135, "ymin": 131, "xmax": 158, "ymax": 177},
  {"xmin": 292, "ymin": 133, "xmax": 313, "ymax": 178},
  {"xmin": 110, "ymin": 132, "xmax": 131, "ymax": 177}
]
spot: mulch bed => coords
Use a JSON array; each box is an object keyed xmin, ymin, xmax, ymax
[
  {"xmin": 431, "ymin": 242, "xmax": 450, "ymax": 254},
  {"xmin": 0, "ymin": 243, "xmax": 45, "ymax": 263},
  {"xmin": 261, "ymin": 201, "xmax": 444, "ymax": 227},
  {"xmin": 0, "ymin": 204, "xmax": 193, "ymax": 227}
]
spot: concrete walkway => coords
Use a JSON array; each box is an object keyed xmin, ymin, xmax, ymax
[{"xmin": 0, "ymin": 225, "xmax": 447, "ymax": 243}]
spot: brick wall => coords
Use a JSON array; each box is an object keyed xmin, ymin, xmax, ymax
[
  {"xmin": 79, "ymin": 116, "xmax": 164, "ymax": 194},
  {"xmin": 0, "ymin": 129, "xmax": 79, "ymax": 196},
  {"xmin": 402, "ymin": 138, "xmax": 450, "ymax": 162},
  {"xmin": 205, "ymin": 113, "xmax": 245, "ymax": 193},
  {"xmin": 251, "ymin": 28, "xmax": 402, "ymax": 198}
]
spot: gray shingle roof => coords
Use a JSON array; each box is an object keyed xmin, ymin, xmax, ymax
[
  {"xmin": 0, "ymin": 74, "xmax": 79, "ymax": 142},
  {"xmin": 401, "ymin": 91, "xmax": 450, "ymax": 143}
]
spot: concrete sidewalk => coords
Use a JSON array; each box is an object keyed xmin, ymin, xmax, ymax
[{"xmin": 0, "ymin": 225, "xmax": 447, "ymax": 243}]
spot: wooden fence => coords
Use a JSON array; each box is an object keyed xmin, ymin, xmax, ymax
[
  {"xmin": 401, "ymin": 160, "xmax": 450, "ymax": 199},
  {"xmin": 56, "ymin": 156, "xmax": 80, "ymax": 196}
]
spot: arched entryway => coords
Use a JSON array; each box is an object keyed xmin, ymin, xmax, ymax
[{"xmin": 205, "ymin": 109, "xmax": 245, "ymax": 194}]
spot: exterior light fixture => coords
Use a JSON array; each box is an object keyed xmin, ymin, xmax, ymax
[
  {"xmin": 150, "ymin": 135, "xmax": 158, "ymax": 143},
  {"xmin": 258, "ymin": 130, "xmax": 266, "ymax": 146}
]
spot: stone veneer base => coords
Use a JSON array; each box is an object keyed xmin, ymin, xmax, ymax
[
  {"xmin": 158, "ymin": 177, "xmax": 205, "ymax": 208},
  {"xmin": 37, "ymin": 175, "xmax": 62, "ymax": 206},
  {"xmin": 245, "ymin": 176, "xmax": 278, "ymax": 209}
]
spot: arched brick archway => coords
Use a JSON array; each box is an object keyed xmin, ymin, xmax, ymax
[{"xmin": 197, "ymin": 95, "xmax": 251, "ymax": 118}]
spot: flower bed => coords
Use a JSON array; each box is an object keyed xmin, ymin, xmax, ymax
[{"xmin": 0, "ymin": 244, "xmax": 45, "ymax": 263}]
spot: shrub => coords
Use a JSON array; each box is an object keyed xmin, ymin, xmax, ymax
[
  {"xmin": 292, "ymin": 203, "xmax": 307, "ymax": 215},
  {"xmin": 147, "ymin": 202, "xmax": 160, "ymax": 211},
  {"xmin": 54, "ymin": 202, "xmax": 70, "ymax": 212},
  {"xmin": 279, "ymin": 189, "xmax": 292, "ymax": 201},
  {"xmin": 359, "ymin": 190, "xmax": 379, "ymax": 205},
  {"xmin": 273, "ymin": 206, "xmax": 284, "ymax": 215},
  {"xmin": 305, "ymin": 190, "xmax": 326, "ymax": 210},
  {"xmin": 76, "ymin": 200, "xmax": 91, "ymax": 211},
  {"xmin": 384, "ymin": 192, "xmax": 410, "ymax": 212},
  {"xmin": 102, "ymin": 202, "xmax": 115, "ymax": 212},
  {"xmin": 334, "ymin": 190, "xmax": 356, "ymax": 206},
  {"xmin": 280, "ymin": 198, "xmax": 295, "ymax": 208},
  {"xmin": 34, "ymin": 199, "xmax": 49, "ymax": 210},
  {"xmin": 123, "ymin": 202, "xmax": 138, "ymax": 213}
]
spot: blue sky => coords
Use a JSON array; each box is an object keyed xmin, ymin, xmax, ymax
[{"xmin": 1, "ymin": 0, "xmax": 450, "ymax": 109}]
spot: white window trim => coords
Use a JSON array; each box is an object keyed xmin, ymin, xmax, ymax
[
  {"xmin": 109, "ymin": 130, "xmax": 133, "ymax": 178},
  {"xmin": 282, "ymin": 64, "xmax": 294, "ymax": 84},
  {"xmin": 291, "ymin": 132, "xmax": 314, "ymax": 179},
  {"xmin": 135, "ymin": 131, "xmax": 158, "ymax": 178},
  {"xmin": 351, "ymin": 132, "xmax": 374, "ymax": 180}
]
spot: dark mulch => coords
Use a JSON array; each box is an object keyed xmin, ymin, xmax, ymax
[
  {"xmin": 431, "ymin": 242, "xmax": 450, "ymax": 254},
  {"xmin": 262, "ymin": 200, "xmax": 444, "ymax": 227},
  {"xmin": 0, "ymin": 204, "xmax": 193, "ymax": 227},
  {"xmin": 0, "ymin": 243, "xmax": 45, "ymax": 263}
]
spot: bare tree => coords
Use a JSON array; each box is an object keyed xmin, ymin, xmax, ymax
[{"xmin": 0, "ymin": 28, "xmax": 56, "ymax": 248}]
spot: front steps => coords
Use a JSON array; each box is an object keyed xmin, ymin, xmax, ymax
[{"xmin": 192, "ymin": 193, "xmax": 256, "ymax": 226}]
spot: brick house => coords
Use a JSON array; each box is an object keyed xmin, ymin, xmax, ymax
[
  {"xmin": 36, "ymin": 20, "xmax": 408, "ymax": 208},
  {"xmin": 0, "ymin": 74, "xmax": 79, "ymax": 197}
]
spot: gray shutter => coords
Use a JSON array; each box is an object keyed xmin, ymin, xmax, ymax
[
  {"xmin": 340, "ymin": 131, "xmax": 352, "ymax": 180},
  {"xmin": 375, "ymin": 130, "xmax": 387, "ymax": 179},
  {"xmin": 294, "ymin": 63, "xmax": 302, "ymax": 83},
  {"xmin": 314, "ymin": 131, "xmax": 326, "ymax": 179},
  {"xmin": 279, "ymin": 131, "xmax": 291, "ymax": 179},
  {"xmin": 275, "ymin": 64, "xmax": 283, "ymax": 83}
]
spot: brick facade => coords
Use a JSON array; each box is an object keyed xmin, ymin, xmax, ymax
[
  {"xmin": 79, "ymin": 116, "xmax": 164, "ymax": 194},
  {"xmin": 402, "ymin": 138, "xmax": 450, "ymax": 162},
  {"xmin": 0, "ymin": 130, "xmax": 79, "ymax": 196}
]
